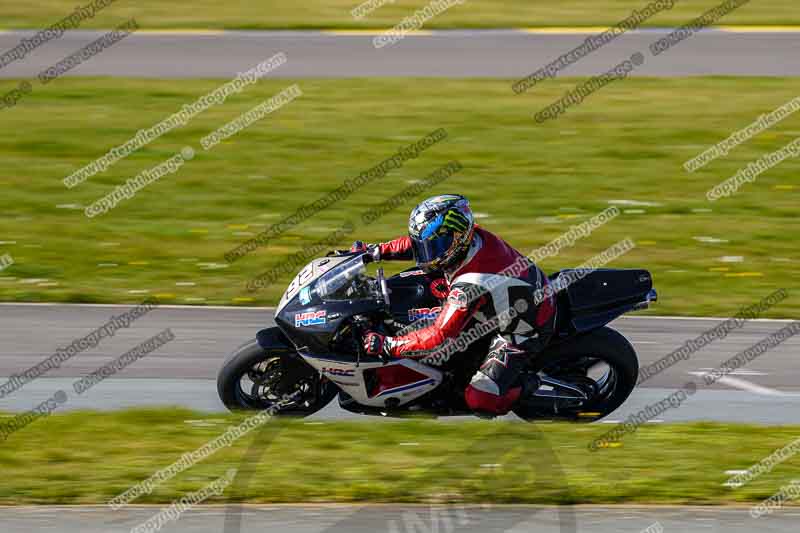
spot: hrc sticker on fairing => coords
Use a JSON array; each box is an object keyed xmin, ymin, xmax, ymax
[
  {"xmin": 294, "ymin": 310, "xmax": 327, "ymax": 327},
  {"xmin": 399, "ymin": 269, "xmax": 425, "ymax": 278},
  {"xmin": 321, "ymin": 367, "xmax": 355, "ymax": 377},
  {"xmin": 408, "ymin": 306, "xmax": 442, "ymax": 322}
]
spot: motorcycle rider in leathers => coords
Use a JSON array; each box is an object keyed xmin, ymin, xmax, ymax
[{"xmin": 354, "ymin": 194, "xmax": 556, "ymax": 416}]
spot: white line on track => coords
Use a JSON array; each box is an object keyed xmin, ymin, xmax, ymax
[
  {"xmin": 620, "ymin": 315, "xmax": 796, "ymax": 323},
  {"xmin": 715, "ymin": 376, "xmax": 795, "ymax": 397},
  {"xmin": 0, "ymin": 303, "xmax": 796, "ymax": 322},
  {"xmin": 697, "ymin": 368, "xmax": 767, "ymax": 376},
  {"xmin": 688, "ymin": 371, "xmax": 796, "ymax": 397}
]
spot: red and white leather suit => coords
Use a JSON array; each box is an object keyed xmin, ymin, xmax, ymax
[{"xmin": 377, "ymin": 227, "xmax": 556, "ymax": 415}]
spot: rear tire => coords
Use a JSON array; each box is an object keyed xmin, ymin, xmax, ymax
[
  {"xmin": 217, "ymin": 338, "xmax": 337, "ymax": 415},
  {"xmin": 513, "ymin": 326, "xmax": 638, "ymax": 422}
]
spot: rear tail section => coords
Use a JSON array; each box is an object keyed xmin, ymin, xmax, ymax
[{"xmin": 549, "ymin": 268, "xmax": 656, "ymax": 335}]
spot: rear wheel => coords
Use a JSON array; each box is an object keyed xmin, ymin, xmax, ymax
[
  {"xmin": 513, "ymin": 326, "xmax": 638, "ymax": 422},
  {"xmin": 217, "ymin": 337, "xmax": 337, "ymax": 415}
]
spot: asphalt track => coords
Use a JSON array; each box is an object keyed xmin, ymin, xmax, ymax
[
  {"xmin": 3, "ymin": 27, "xmax": 799, "ymax": 530},
  {"xmin": 0, "ymin": 505, "xmax": 797, "ymax": 532},
  {"xmin": 1, "ymin": 303, "xmax": 798, "ymax": 422},
  {"xmin": 0, "ymin": 29, "xmax": 799, "ymax": 79}
]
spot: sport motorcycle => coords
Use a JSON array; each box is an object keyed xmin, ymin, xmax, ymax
[{"xmin": 217, "ymin": 251, "xmax": 656, "ymax": 421}]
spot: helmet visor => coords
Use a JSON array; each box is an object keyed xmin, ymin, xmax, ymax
[{"xmin": 411, "ymin": 233, "xmax": 454, "ymax": 267}]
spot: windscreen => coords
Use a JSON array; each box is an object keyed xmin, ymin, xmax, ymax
[{"xmin": 315, "ymin": 256, "xmax": 373, "ymax": 301}]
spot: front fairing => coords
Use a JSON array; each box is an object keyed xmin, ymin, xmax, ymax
[
  {"xmin": 275, "ymin": 255, "xmax": 383, "ymax": 353},
  {"xmin": 276, "ymin": 298, "xmax": 381, "ymax": 354}
]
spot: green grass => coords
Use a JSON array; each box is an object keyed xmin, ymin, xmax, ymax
[
  {"xmin": 2, "ymin": 0, "xmax": 800, "ymax": 30},
  {"xmin": 0, "ymin": 76, "xmax": 798, "ymax": 316},
  {"xmin": 1, "ymin": 409, "xmax": 799, "ymax": 505}
]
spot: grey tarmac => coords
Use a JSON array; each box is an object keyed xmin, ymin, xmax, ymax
[
  {"xmin": 0, "ymin": 29, "xmax": 798, "ymax": 79},
  {"xmin": 1, "ymin": 303, "xmax": 798, "ymax": 422}
]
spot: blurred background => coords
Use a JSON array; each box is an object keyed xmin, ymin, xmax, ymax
[{"xmin": 0, "ymin": 1, "xmax": 799, "ymax": 531}]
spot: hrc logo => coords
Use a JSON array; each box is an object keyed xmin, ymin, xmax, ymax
[
  {"xmin": 321, "ymin": 367, "xmax": 355, "ymax": 377},
  {"xmin": 408, "ymin": 306, "xmax": 441, "ymax": 322},
  {"xmin": 294, "ymin": 310, "xmax": 327, "ymax": 327}
]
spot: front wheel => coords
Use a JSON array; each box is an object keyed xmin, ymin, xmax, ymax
[
  {"xmin": 217, "ymin": 336, "xmax": 337, "ymax": 415},
  {"xmin": 513, "ymin": 326, "xmax": 638, "ymax": 422}
]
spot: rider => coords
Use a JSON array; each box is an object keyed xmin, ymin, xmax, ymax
[{"xmin": 353, "ymin": 194, "xmax": 556, "ymax": 416}]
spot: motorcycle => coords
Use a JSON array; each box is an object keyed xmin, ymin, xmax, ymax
[{"xmin": 217, "ymin": 251, "xmax": 657, "ymax": 421}]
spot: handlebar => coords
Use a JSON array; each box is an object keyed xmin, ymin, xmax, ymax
[
  {"xmin": 326, "ymin": 249, "xmax": 355, "ymax": 257},
  {"xmin": 326, "ymin": 249, "xmax": 377, "ymax": 264}
]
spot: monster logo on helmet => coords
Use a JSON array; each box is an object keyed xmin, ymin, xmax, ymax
[{"xmin": 408, "ymin": 194, "xmax": 476, "ymax": 273}]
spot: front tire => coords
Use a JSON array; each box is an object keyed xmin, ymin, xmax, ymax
[{"xmin": 217, "ymin": 337, "xmax": 336, "ymax": 415}]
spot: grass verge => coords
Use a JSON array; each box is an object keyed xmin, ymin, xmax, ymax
[
  {"xmin": 0, "ymin": 77, "xmax": 797, "ymax": 316},
  {"xmin": 3, "ymin": 0, "xmax": 800, "ymax": 30},
  {"xmin": 0, "ymin": 409, "xmax": 798, "ymax": 505}
]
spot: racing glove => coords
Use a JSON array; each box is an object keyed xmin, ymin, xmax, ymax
[
  {"xmin": 350, "ymin": 240, "xmax": 381, "ymax": 263},
  {"xmin": 363, "ymin": 331, "xmax": 391, "ymax": 363}
]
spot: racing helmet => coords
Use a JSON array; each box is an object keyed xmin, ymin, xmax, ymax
[{"xmin": 408, "ymin": 194, "xmax": 475, "ymax": 273}]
